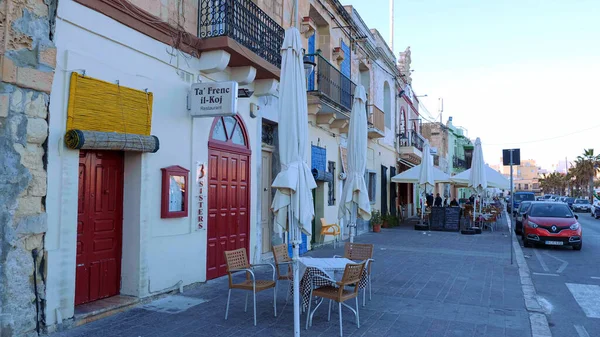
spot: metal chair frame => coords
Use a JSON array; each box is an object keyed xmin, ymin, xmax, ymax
[
  {"xmin": 333, "ymin": 243, "xmax": 374, "ymax": 306},
  {"xmin": 224, "ymin": 248, "xmax": 277, "ymax": 326},
  {"xmin": 272, "ymin": 243, "xmax": 293, "ymax": 302},
  {"xmin": 305, "ymin": 262, "xmax": 365, "ymax": 336}
]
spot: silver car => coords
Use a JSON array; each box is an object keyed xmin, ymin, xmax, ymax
[{"xmin": 572, "ymin": 199, "xmax": 591, "ymax": 212}]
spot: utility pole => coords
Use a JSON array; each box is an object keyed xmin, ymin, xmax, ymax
[
  {"xmin": 389, "ymin": 0, "xmax": 394, "ymax": 53},
  {"xmin": 509, "ymin": 150, "xmax": 514, "ymax": 265}
]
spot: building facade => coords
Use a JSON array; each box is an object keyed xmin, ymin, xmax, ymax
[
  {"xmin": 1, "ymin": 0, "xmax": 430, "ymax": 335},
  {"xmin": 446, "ymin": 116, "xmax": 473, "ymax": 199}
]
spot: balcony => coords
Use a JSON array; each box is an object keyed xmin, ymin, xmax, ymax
[
  {"xmin": 398, "ymin": 131, "xmax": 424, "ymax": 165},
  {"xmin": 307, "ymin": 53, "xmax": 356, "ymax": 129},
  {"xmin": 367, "ymin": 104, "xmax": 385, "ymax": 138},
  {"xmin": 198, "ymin": 0, "xmax": 284, "ymax": 79},
  {"xmin": 453, "ymin": 156, "xmax": 467, "ymax": 171}
]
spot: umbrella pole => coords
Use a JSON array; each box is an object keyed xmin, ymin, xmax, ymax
[
  {"xmin": 289, "ymin": 206, "xmax": 301, "ymax": 337},
  {"xmin": 350, "ymin": 204, "xmax": 357, "ymax": 243}
]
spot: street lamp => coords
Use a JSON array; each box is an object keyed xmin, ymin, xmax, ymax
[{"xmin": 303, "ymin": 54, "xmax": 315, "ymax": 78}]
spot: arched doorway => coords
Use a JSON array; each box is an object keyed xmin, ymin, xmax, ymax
[{"xmin": 207, "ymin": 116, "xmax": 251, "ymax": 280}]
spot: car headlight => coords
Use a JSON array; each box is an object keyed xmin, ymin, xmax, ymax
[
  {"xmin": 570, "ymin": 223, "xmax": 580, "ymax": 230},
  {"xmin": 528, "ymin": 221, "xmax": 539, "ymax": 228}
]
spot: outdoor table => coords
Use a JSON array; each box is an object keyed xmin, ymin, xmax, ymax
[{"xmin": 294, "ymin": 257, "xmax": 368, "ymax": 310}]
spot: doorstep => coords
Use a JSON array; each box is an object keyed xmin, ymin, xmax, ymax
[{"xmin": 73, "ymin": 295, "xmax": 139, "ymax": 327}]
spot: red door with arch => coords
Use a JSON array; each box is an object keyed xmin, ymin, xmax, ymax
[
  {"xmin": 76, "ymin": 150, "xmax": 124, "ymax": 305},
  {"xmin": 207, "ymin": 116, "xmax": 251, "ymax": 280}
]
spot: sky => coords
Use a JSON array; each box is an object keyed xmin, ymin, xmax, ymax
[{"xmin": 342, "ymin": 0, "xmax": 600, "ymax": 170}]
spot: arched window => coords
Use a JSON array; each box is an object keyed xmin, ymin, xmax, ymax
[
  {"xmin": 383, "ymin": 82, "xmax": 391, "ymax": 128},
  {"xmin": 209, "ymin": 116, "xmax": 250, "ymax": 153}
]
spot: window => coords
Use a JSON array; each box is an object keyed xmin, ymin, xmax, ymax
[
  {"xmin": 524, "ymin": 184, "xmax": 529, "ymax": 190},
  {"xmin": 366, "ymin": 171, "xmax": 377, "ymax": 204},
  {"xmin": 384, "ymin": 82, "xmax": 391, "ymax": 128},
  {"xmin": 328, "ymin": 161, "xmax": 335, "ymax": 206},
  {"xmin": 517, "ymin": 183, "xmax": 521, "ymax": 190}
]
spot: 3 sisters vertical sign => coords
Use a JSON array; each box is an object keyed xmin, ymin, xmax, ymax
[
  {"xmin": 189, "ymin": 81, "xmax": 238, "ymax": 117},
  {"xmin": 196, "ymin": 162, "xmax": 207, "ymax": 230}
]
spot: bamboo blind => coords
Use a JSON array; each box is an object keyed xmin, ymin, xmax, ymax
[{"xmin": 66, "ymin": 73, "xmax": 153, "ymax": 135}]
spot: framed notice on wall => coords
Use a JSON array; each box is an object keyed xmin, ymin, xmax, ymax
[{"xmin": 161, "ymin": 165, "xmax": 189, "ymax": 218}]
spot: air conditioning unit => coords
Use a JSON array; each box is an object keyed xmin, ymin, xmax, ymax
[{"xmin": 338, "ymin": 172, "xmax": 347, "ymax": 180}]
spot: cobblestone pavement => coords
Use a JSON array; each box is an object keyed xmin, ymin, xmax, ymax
[{"xmin": 49, "ymin": 216, "xmax": 530, "ymax": 337}]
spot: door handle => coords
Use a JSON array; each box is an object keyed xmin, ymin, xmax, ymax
[{"xmin": 77, "ymin": 264, "xmax": 85, "ymax": 267}]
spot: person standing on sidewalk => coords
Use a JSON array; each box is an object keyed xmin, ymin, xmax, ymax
[{"xmin": 434, "ymin": 193, "xmax": 443, "ymax": 207}]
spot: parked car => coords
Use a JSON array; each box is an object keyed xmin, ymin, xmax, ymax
[
  {"xmin": 591, "ymin": 199, "xmax": 600, "ymax": 217},
  {"xmin": 565, "ymin": 197, "xmax": 575, "ymax": 209},
  {"xmin": 573, "ymin": 199, "xmax": 591, "ymax": 213},
  {"xmin": 522, "ymin": 202, "xmax": 582, "ymax": 250},
  {"xmin": 536, "ymin": 196, "xmax": 545, "ymax": 201},
  {"xmin": 515, "ymin": 201, "xmax": 533, "ymax": 234},
  {"xmin": 511, "ymin": 192, "xmax": 535, "ymax": 215}
]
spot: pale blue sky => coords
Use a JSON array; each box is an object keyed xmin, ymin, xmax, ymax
[{"xmin": 343, "ymin": 0, "xmax": 600, "ymax": 169}]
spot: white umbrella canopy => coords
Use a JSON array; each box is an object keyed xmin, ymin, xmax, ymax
[
  {"xmin": 391, "ymin": 164, "xmax": 451, "ymax": 184},
  {"xmin": 271, "ymin": 27, "xmax": 317, "ymax": 235},
  {"xmin": 468, "ymin": 138, "xmax": 488, "ymax": 190},
  {"xmin": 419, "ymin": 140, "xmax": 435, "ymax": 189},
  {"xmin": 451, "ymin": 165, "xmax": 510, "ymax": 190},
  {"xmin": 338, "ymin": 85, "xmax": 371, "ymax": 239},
  {"xmin": 270, "ymin": 27, "xmax": 317, "ymax": 337}
]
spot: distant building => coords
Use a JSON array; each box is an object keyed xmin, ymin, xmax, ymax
[{"xmin": 496, "ymin": 159, "xmax": 542, "ymax": 195}]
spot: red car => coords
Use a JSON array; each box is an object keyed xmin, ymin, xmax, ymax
[{"xmin": 522, "ymin": 201, "xmax": 582, "ymax": 250}]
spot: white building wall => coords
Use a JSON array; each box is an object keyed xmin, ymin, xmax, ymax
[{"xmin": 45, "ymin": 0, "xmax": 263, "ymax": 326}]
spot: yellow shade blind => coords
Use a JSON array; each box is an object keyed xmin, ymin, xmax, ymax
[{"xmin": 66, "ymin": 73, "xmax": 153, "ymax": 135}]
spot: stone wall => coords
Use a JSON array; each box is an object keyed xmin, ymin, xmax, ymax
[{"xmin": 0, "ymin": 0, "xmax": 55, "ymax": 336}]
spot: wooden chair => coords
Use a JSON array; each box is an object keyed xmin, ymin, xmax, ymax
[
  {"xmin": 334, "ymin": 243, "xmax": 374, "ymax": 307},
  {"xmin": 320, "ymin": 218, "xmax": 341, "ymax": 248},
  {"xmin": 272, "ymin": 243, "xmax": 293, "ymax": 302},
  {"xmin": 224, "ymin": 248, "xmax": 277, "ymax": 326},
  {"xmin": 306, "ymin": 262, "xmax": 366, "ymax": 336}
]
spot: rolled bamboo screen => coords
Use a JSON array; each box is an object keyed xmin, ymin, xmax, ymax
[
  {"xmin": 66, "ymin": 72, "xmax": 153, "ymax": 135},
  {"xmin": 64, "ymin": 129, "xmax": 159, "ymax": 153}
]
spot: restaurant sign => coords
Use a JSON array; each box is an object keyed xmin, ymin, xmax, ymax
[{"xmin": 189, "ymin": 81, "xmax": 238, "ymax": 117}]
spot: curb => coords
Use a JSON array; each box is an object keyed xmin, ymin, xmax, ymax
[{"xmin": 506, "ymin": 212, "xmax": 553, "ymax": 337}]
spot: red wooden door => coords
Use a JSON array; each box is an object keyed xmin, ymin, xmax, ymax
[
  {"xmin": 206, "ymin": 116, "xmax": 251, "ymax": 280},
  {"xmin": 75, "ymin": 151, "xmax": 124, "ymax": 305}
]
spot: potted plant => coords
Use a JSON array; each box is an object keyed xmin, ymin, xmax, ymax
[{"xmin": 370, "ymin": 209, "xmax": 382, "ymax": 232}]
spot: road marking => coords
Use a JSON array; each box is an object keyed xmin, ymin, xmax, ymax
[
  {"xmin": 534, "ymin": 249, "xmax": 550, "ymax": 272},
  {"xmin": 575, "ymin": 324, "xmax": 590, "ymax": 337},
  {"xmin": 566, "ymin": 283, "xmax": 600, "ymax": 318},
  {"xmin": 544, "ymin": 251, "xmax": 569, "ymax": 273},
  {"xmin": 532, "ymin": 272, "xmax": 559, "ymax": 277}
]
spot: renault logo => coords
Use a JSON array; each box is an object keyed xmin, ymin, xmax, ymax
[{"xmin": 551, "ymin": 225, "xmax": 557, "ymax": 232}]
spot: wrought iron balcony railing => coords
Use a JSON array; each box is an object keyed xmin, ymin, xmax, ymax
[
  {"xmin": 198, "ymin": 0, "xmax": 285, "ymax": 68},
  {"xmin": 398, "ymin": 131, "xmax": 424, "ymax": 152},
  {"xmin": 453, "ymin": 155, "xmax": 467, "ymax": 169},
  {"xmin": 307, "ymin": 53, "xmax": 356, "ymax": 111}
]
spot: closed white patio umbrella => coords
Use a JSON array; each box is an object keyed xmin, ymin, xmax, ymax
[
  {"xmin": 338, "ymin": 85, "xmax": 371, "ymax": 243},
  {"xmin": 468, "ymin": 137, "xmax": 487, "ymax": 222},
  {"xmin": 418, "ymin": 140, "xmax": 435, "ymax": 225},
  {"xmin": 270, "ymin": 27, "xmax": 317, "ymax": 336}
]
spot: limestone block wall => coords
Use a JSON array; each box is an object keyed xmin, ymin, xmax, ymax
[{"xmin": 0, "ymin": 0, "xmax": 55, "ymax": 336}]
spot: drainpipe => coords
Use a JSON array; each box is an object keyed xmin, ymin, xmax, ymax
[{"xmin": 32, "ymin": 248, "xmax": 40, "ymax": 336}]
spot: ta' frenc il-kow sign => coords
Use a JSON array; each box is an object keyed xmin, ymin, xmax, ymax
[{"xmin": 189, "ymin": 81, "xmax": 238, "ymax": 117}]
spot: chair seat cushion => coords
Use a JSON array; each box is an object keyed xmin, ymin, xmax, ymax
[
  {"xmin": 231, "ymin": 280, "xmax": 276, "ymax": 291},
  {"xmin": 312, "ymin": 286, "xmax": 356, "ymax": 301}
]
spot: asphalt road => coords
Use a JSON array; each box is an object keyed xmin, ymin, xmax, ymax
[{"xmin": 521, "ymin": 211, "xmax": 600, "ymax": 337}]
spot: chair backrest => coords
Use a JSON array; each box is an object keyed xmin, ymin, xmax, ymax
[
  {"xmin": 344, "ymin": 243, "xmax": 373, "ymax": 261},
  {"xmin": 272, "ymin": 244, "xmax": 291, "ymax": 263},
  {"xmin": 272, "ymin": 243, "xmax": 292, "ymax": 279},
  {"xmin": 339, "ymin": 262, "xmax": 366, "ymax": 296},
  {"xmin": 224, "ymin": 248, "xmax": 250, "ymax": 286}
]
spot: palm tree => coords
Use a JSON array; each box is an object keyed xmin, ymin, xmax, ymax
[
  {"xmin": 575, "ymin": 149, "xmax": 600, "ymax": 199},
  {"xmin": 539, "ymin": 172, "xmax": 567, "ymax": 195}
]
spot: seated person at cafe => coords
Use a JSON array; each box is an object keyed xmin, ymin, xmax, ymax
[
  {"xmin": 434, "ymin": 193, "xmax": 443, "ymax": 207},
  {"xmin": 450, "ymin": 198, "xmax": 459, "ymax": 206},
  {"xmin": 426, "ymin": 193, "xmax": 434, "ymax": 207}
]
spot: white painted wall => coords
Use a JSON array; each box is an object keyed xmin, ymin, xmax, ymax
[{"xmin": 45, "ymin": 0, "xmax": 262, "ymax": 326}]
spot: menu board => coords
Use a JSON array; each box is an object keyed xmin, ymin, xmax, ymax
[
  {"xmin": 444, "ymin": 207, "xmax": 461, "ymax": 231},
  {"xmin": 430, "ymin": 207, "xmax": 445, "ymax": 230}
]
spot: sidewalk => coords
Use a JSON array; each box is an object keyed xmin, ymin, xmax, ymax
[{"xmin": 49, "ymin": 216, "xmax": 530, "ymax": 337}]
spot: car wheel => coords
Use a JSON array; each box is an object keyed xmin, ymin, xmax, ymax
[{"xmin": 573, "ymin": 242, "xmax": 582, "ymax": 251}]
